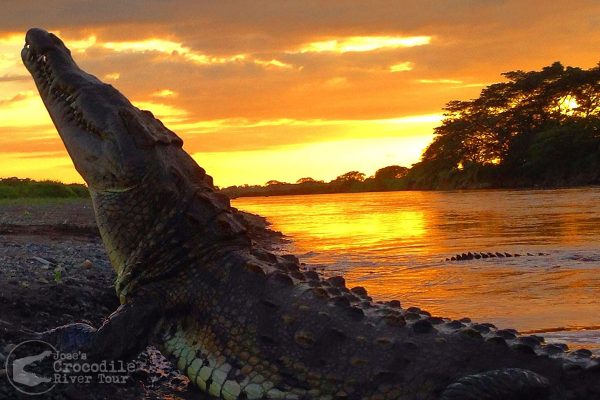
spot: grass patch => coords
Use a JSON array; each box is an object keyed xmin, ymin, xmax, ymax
[{"xmin": 0, "ymin": 177, "xmax": 89, "ymax": 199}]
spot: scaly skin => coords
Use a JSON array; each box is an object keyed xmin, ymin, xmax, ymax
[{"xmin": 21, "ymin": 28, "xmax": 600, "ymax": 400}]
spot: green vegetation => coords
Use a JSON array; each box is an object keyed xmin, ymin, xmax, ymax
[
  {"xmin": 0, "ymin": 177, "xmax": 89, "ymax": 199},
  {"xmin": 223, "ymin": 61, "xmax": 600, "ymax": 197}
]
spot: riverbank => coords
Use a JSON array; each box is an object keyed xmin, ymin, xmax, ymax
[
  {"xmin": 0, "ymin": 198, "xmax": 284, "ymax": 399},
  {"xmin": 221, "ymin": 181, "xmax": 600, "ymax": 199}
]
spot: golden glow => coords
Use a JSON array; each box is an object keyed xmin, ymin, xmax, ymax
[
  {"xmin": 0, "ymin": 91, "xmax": 53, "ymax": 127},
  {"xmin": 65, "ymin": 34, "xmax": 97, "ymax": 53},
  {"xmin": 151, "ymin": 89, "xmax": 177, "ymax": 98},
  {"xmin": 0, "ymin": 34, "xmax": 25, "ymax": 74},
  {"xmin": 104, "ymin": 38, "xmax": 246, "ymax": 65},
  {"xmin": 254, "ymin": 59, "xmax": 294, "ymax": 69},
  {"xmin": 194, "ymin": 134, "xmax": 435, "ymax": 187},
  {"xmin": 419, "ymin": 79, "xmax": 463, "ymax": 84},
  {"xmin": 297, "ymin": 35, "xmax": 431, "ymax": 53},
  {"xmin": 169, "ymin": 113, "xmax": 443, "ymax": 134},
  {"xmin": 0, "ymin": 33, "xmax": 22, "ymax": 45},
  {"xmin": 104, "ymin": 72, "xmax": 121, "ymax": 81},
  {"xmin": 558, "ymin": 95, "xmax": 580, "ymax": 115},
  {"xmin": 389, "ymin": 62, "xmax": 414, "ymax": 72},
  {"xmin": 0, "ymin": 152, "xmax": 79, "ymax": 182},
  {"xmin": 104, "ymin": 38, "xmax": 189, "ymax": 54},
  {"xmin": 1, "ymin": 5, "xmax": 597, "ymax": 187},
  {"xmin": 99, "ymin": 38, "xmax": 298, "ymax": 69},
  {"xmin": 132, "ymin": 101, "xmax": 188, "ymax": 123},
  {"xmin": 87, "ymin": 107, "xmax": 443, "ymax": 187},
  {"xmin": 419, "ymin": 79, "xmax": 490, "ymax": 89}
]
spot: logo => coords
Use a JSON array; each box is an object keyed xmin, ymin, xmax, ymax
[
  {"xmin": 5, "ymin": 340, "xmax": 139, "ymax": 396},
  {"xmin": 5, "ymin": 340, "xmax": 57, "ymax": 395}
]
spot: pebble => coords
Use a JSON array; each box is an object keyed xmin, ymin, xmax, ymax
[
  {"xmin": 31, "ymin": 256, "xmax": 53, "ymax": 265},
  {"xmin": 82, "ymin": 259, "xmax": 93, "ymax": 269}
]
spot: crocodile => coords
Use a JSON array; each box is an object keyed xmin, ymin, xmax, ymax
[
  {"xmin": 444, "ymin": 251, "xmax": 549, "ymax": 262},
  {"xmin": 21, "ymin": 28, "xmax": 600, "ymax": 400}
]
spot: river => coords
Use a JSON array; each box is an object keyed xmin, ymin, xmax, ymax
[{"xmin": 233, "ymin": 188, "xmax": 600, "ymax": 351}]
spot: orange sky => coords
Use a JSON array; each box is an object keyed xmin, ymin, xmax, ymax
[{"xmin": 1, "ymin": 1, "xmax": 599, "ymax": 187}]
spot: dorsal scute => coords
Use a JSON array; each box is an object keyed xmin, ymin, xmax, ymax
[{"xmin": 120, "ymin": 107, "xmax": 184, "ymax": 148}]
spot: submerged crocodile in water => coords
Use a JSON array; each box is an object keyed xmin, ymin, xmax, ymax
[
  {"xmin": 21, "ymin": 28, "xmax": 600, "ymax": 400},
  {"xmin": 444, "ymin": 251, "xmax": 549, "ymax": 262}
]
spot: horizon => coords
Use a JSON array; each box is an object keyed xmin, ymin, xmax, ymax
[{"xmin": 1, "ymin": 2, "xmax": 599, "ymax": 187}]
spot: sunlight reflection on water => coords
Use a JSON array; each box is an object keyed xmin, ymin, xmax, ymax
[{"xmin": 234, "ymin": 188, "xmax": 600, "ymax": 349}]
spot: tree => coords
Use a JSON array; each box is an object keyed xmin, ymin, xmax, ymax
[
  {"xmin": 410, "ymin": 60, "xmax": 600, "ymax": 189},
  {"xmin": 296, "ymin": 177, "xmax": 321, "ymax": 184},
  {"xmin": 266, "ymin": 180, "xmax": 286, "ymax": 186},
  {"xmin": 374, "ymin": 165, "xmax": 409, "ymax": 180},
  {"xmin": 333, "ymin": 171, "xmax": 366, "ymax": 182}
]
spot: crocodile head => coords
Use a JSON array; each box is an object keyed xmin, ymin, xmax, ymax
[{"xmin": 21, "ymin": 28, "xmax": 184, "ymax": 192}]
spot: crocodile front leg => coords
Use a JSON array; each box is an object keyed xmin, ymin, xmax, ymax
[{"xmin": 37, "ymin": 294, "xmax": 163, "ymax": 361}]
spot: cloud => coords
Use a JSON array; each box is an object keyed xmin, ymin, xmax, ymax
[
  {"xmin": 59, "ymin": 34, "xmax": 97, "ymax": 52},
  {"xmin": 103, "ymin": 38, "xmax": 247, "ymax": 65},
  {"xmin": 171, "ymin": 113, "xmax": 444, "ymax": 153},
  {"xmin": 151, "ymin": 89, "xmax": 177, "ymax": 98},
  {"xmin": 419, "ymin": 79, "xmax": 463, "ymax": 84},
  {"xmin": 253, "ymin": 59, "xmax": 294, "ymax": 69},
  {"xmin": 94, "ymin": 37, "xmax": 294, "ymax": 70},
  {"xmin": 104, "ymin": 72, "xmax": 120, "ymax": 81},
  {"xmin": 295, "ymin": 36, "xmax": 431, "ymax": 54},
  {"xmin": 0, "ymin": 127, "xmax": 63, "ymax": 153},
  {"xmin": 132, "ymin": 100, "xmax": 188, "ymax": 124},
  {"xmin": 390, "ymin": 62, "xmax": 414, "ymax": 72},
  {"xmin": 0, "ymin": 92, "xmax": 32, "ymax": 106},
  {"xmin": 0, "ymin": 91, "xmax": 55, "ymax": 128},
  {"xmin": 0, "ymin": 74, "xmax": 29, "ymax": 82}
]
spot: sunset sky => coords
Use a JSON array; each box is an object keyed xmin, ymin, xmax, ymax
[{"xmin": 1, "ymin": 1, "xmax": 599, "ymax": 187}]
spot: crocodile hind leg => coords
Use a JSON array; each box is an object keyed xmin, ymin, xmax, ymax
[
  {"xmin": 37, "ymin": 294, "xmax": 163, "ymax": 361},
  {"xmin": 440, "ymin": 368, "xmax": 551, "ymax": 400}
]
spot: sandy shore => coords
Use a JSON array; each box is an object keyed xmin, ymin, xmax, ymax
[{"xmin": 0, "ymin": 198, "xmax": 285, "ymax": 399}]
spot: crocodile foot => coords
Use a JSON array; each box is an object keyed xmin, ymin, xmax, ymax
[
  {"xmin": 32, "ymin": 295, "xmax": 162, "ymax": 361},
  {"xmin": 36, "ymin": 322, "xmax": 97, "ymax": 353}
]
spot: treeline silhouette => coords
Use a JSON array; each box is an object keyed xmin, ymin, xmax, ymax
[
  {"xmin": 223, "ymin": 61, "xmax": 600, "ymax": 197},
  {"xmin": 221, "ymin": 166, "xmax": 409, "ymax": 198}
]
